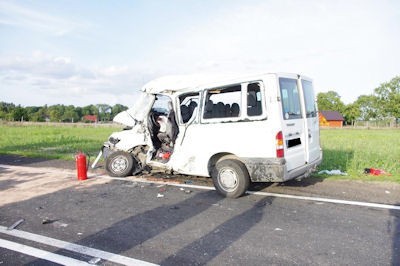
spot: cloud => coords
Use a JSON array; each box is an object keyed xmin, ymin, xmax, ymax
[
  {"xmin": 0, "ymin": 51, "xmax": 144, "ymax": 106},
  {"xmin": 0, "ymin": 1, "xmax": 90, "ymax": 36}
]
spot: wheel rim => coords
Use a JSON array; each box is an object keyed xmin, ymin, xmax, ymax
[
  {"xmin": 218, "ymin": 167, "xmax": 238, "ymax": 192},
  {"xmin": 111, "ymin": 155, "xmax": 128, "ymax": 173}
]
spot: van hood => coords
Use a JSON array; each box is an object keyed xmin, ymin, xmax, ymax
[{"xmin": 113, "ymin": 92, "xmax": 155, "ymax": 127}]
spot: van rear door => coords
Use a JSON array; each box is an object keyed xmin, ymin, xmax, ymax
[
  {"xmin": 300, "ymin": 78, "xmax": 320, "ymax": 163},
  {"xmin": 278, "ymin": 75, "xmax": 306, "ymax": 171}
]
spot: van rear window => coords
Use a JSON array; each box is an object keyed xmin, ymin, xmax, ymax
[{"xmin": 279, "ymin": 78, "xmax": 302, "ymax": 120}]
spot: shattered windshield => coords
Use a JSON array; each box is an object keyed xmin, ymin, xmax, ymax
[{"xmin": 125, "ymin": 92, "xmax": 155, "ymax": 122}]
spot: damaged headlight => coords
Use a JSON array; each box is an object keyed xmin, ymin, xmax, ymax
[{"xmin": 109, "ymin": 137, "xmax": 120, "ymax": 144}]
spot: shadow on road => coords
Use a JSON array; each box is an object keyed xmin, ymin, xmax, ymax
[
  {"xmin": 76, "ymin": 190, "xmax": 223, "ymax": 255},
  {"xmin": 0, "ymin": 154, "xmax": 74, "ymax": 169},
  {"xmin": 161, "ymin": 196, "xmax": 272, "ymax": 265}
]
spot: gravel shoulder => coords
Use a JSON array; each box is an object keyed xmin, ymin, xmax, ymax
[{"xmin": 1, "ymin": 154, "xmax": 399, "ymax": 205}]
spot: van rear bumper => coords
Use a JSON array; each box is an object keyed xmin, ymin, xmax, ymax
[{"xmin": 242, "ymin": 154, "xmax": 322, "ymax": 182}]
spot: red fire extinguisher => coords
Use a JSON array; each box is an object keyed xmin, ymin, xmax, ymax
[{"xmin": 75, "ymin": 152, "xmax": 88, "ymax": 181}]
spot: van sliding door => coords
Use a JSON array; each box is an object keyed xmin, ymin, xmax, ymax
[{"xmin": 279, "ymin": 77, "xmax": 306, "ymax": 171}]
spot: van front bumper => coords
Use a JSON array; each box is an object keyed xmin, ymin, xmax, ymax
[{"xmin": 242, "ymin": 154, "xmax": 322, "ymax": 182}]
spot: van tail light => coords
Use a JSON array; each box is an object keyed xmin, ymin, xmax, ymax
[{"xmin": 276, "ymin": 131, "xmax": 284, "ymax": 158}]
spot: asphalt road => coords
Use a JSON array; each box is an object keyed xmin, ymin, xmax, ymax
[{"xmin": 0, "ymin": 160, "xmax": 399, "ymax": 265}]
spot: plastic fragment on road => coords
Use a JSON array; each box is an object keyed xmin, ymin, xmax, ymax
[
  {"xmin": 7, "ymin": 219, "xmax": 24, "ymax": 230},
  {"xmin": 157, "ymin": 193, "xmax": 164, "ymax": 198},
  {"xmin": 88, "ymin": 257, "xmax": 101, "ymax": 264},
  {"xmin": 318, "ymin": 169, "xmax": 348, "ymax": 176},
  {"xmin": 364, "ymin": 168, "xmax": 391, "ymax": 176}
]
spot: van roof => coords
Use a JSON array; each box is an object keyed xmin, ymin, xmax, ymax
[{"xmin": 142, "ymin": 72, "xmax": 306, "ymax": 94}]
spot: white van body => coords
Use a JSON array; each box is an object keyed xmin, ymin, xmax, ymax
[{"xmin": 96, "ymin": 72, "xmax": 322, "ymax": 198}]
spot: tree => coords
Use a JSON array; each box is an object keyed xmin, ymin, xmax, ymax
[
  {"xmin": 354, "ymin": 95, "xmax": 379, "ymax": 120},
  {"xmin": 62, "ymin": 105, "xmax": 79, "ymax": 122},
  {"xmin": 317, "ymin": 91, "xmax": 345, "ymax": 112},
  {"xmin": 111, "ymin": 104, "xmax": 128, "ymax": 118},
  {"xmin": 96, "ymin": 104, "xmax": 112, "ymax": 121},
  {"xmin": 48, "ymin": 105, "xmax": 64, "ymax": 122},
  {"xmin": 374, "ymin": 76, "xmax": 400, "ymax": 119},
  {"xmin": 11, "ymin": 105, "xmax": 27, "ymax": 121},
  {"xmin": 342, "ymin": 103, "xmax": 360, "ymax": 125}
]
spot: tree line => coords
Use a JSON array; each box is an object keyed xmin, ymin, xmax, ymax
[
  {"xmin": 317, "ymin": 75, "xmax": 400, "ymax": 125},
  {"xmin": 1, "ymin": 75, "xmax": 399, "ymax": 124},
  {"xmin": 0, "ymin": 103, "xmax": 128, "ymax": 123}
]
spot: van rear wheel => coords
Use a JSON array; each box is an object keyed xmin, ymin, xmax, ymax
[
  {"xmin": 212, "ymin": 159, "xmax": 250, "ymax": 198},
  {"xmin": 105, "ymin": 151, "xmax": 136, "ymax": 177}
]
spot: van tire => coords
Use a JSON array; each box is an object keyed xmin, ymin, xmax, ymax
[
  {"xmin": 212, "ymin": 159, "xmax": 250, "ymax": 198},
  {"xmin": 105, "ymin": 151, "xmax": 135, "ymax": 177}
]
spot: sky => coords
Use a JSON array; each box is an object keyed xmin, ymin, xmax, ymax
[{"xmin": 0, "ymin": 0, "xmax": 399, "ymax": 107}]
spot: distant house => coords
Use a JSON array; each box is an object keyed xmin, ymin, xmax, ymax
[
  {"xmin": 319, "ymin": 111, "xmax": 344, "ymax": 127},
  {"xmin": 83, "ymin": 115, "xmax": 98, "ymax": 123}
]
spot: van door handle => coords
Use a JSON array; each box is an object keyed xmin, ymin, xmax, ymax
[{"xmin": 286, "ymin": 123, "xmax": 295, "ymax": 126}]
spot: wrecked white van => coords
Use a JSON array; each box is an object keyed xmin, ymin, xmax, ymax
[{"xmin": 93, "ymin": 73, "xmax": 322, "ymax": 198}]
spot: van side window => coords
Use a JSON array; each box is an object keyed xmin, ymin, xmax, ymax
[
  {"xmin": 203, "ymin": 84, "xmax": 241, "ymax": 119},
  {"xmin": 279, "ymin": 78, "xmax": 302, "ymax": 120},
  {"xmin": 179, "ymin": 93, "xmax": 199, "ymax": 123},
  {"xmin": 247, "ymin": 83, "xmax": 262, "ymax": 116},
  {"xmin": 301, "ymin": 80, "xmax": 317, "ymax": 118}
]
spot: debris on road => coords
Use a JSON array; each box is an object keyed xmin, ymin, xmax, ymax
[
  {"xmin": 318, "ymin": 169, "xmax": 348, "ymax": 176},
  {"xmin": 7, "ymin": 219, "xmax": 24, "ymax": 230},
  {"xmin": 42, "ymin": 218, "xmax": 58, "ymax": 225},
  {"xmin": 179, "ymin": 187, "xmax": 191, "ymax": 194},
  {"xmin": 364, "ymin": 168, "xmax": 391, "ymax": 176},
  {"xmin": 53, "ymin": 221, "xmax": 69, "ymax": 228},
  {"xmin": 157, "ymin": 193, "xmax": 164, "ymax": 198},
  {"xmin": 88, "ymin": 257, "xmax": 101, "ymax": 265}
]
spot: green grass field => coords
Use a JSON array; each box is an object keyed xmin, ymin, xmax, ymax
[
  {"xmin": 0, "ymin": 123, "xmax": 399, "ymax": 182},
  {"xmin": 0, "ymin": 123, "xmax": 117, "ymax": 160},
  {"xmin": 318, "ymin": 128, "xmax": 400, "ymax": 182}
]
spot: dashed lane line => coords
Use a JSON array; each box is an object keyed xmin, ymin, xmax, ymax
[
  {"xmin": 0, "ymin": 238, "xmax": 91, "ymax": 265},
  {"xmin": 0, "ymin": 226, "xmax": 158, "ymax": 266}
]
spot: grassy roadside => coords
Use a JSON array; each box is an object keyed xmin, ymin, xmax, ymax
[
  {"xmin": 317, "ymin": 128, "xmax": 400, "ymax": 182},
  {"xmin": 0, "ymin": 123, "xmax": 117, "ymax": 160},
  {"xmin": 0, "ymin": 123, "xmax": 399, "ymax": 182}
]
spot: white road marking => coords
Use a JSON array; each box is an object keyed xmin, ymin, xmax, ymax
[
  {"xmin": 247, "ymin": 191, "xmax": 400, "ymax": 210},
  {"xmin": 0, "ymin": 226, "xmax": 158, "ymax": 266},
  {"xmin": 1, "ymin": 164, "xmax": 400, "ymax": 211},
  {"xmin": 98, "ymin": 175, "xmax": 400, "ymax": 211},
  {"xmin": 0, "ymin": 238, "xmax": 90, "ymax": 265}
]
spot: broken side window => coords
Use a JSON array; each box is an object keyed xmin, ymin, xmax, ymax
[
  {"xmin": 247, "ymin": 82, "xmax": 263, "ymax": 117},
  {"xmin": 203, "ymin": 84, "xmax": 242, "ymax": 119},
  {"xmin": 179, "ymin": 93, "xmax": 199, "ymax": 124}
]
